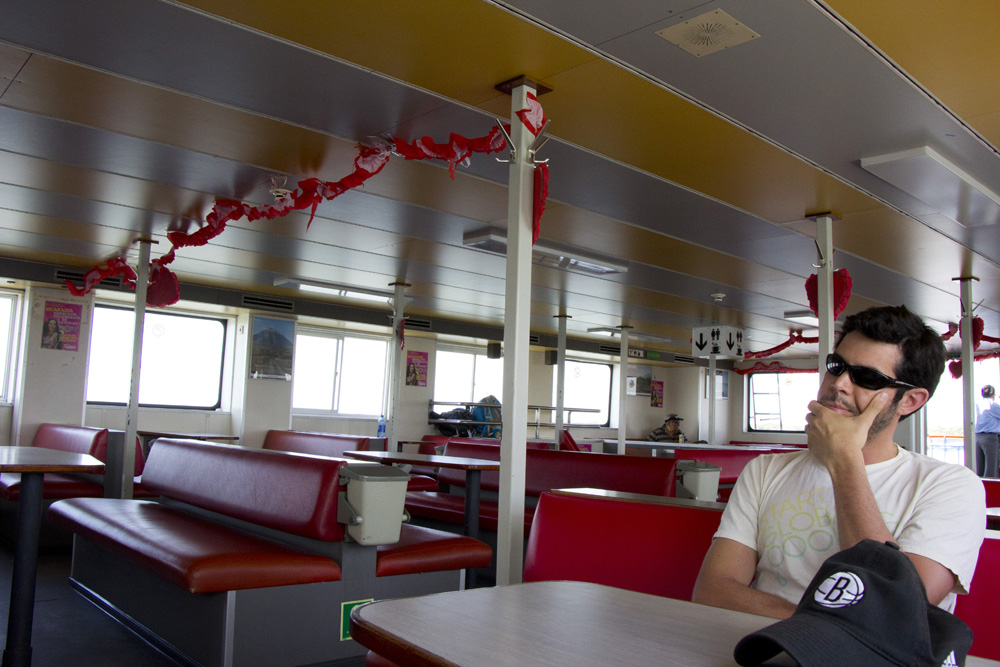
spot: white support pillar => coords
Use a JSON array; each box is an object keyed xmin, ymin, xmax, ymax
[
  {"xmin": 959, "ymin": 278, "xmax": 977, "ymax": 472},
  {"xmin": 708, "ymin": 354, "xmax": 717, "ymax": 444},
  {"xmin": 554, "ymin": 314, "xmax": 570, "ymax": 445},
  {"xmin": 388, "ymin": 282, "xmax": 409, "ymax": 452},
  {"xmin": 496, "ymin": 82, "xmax": 535, "ymax": 586},
  {"xmin": 616, "ymin": 326, "xmax": 631, "ymax": 455},
  {"xmin": 122, "ymin": 240, "xmax": 151, "ymax": 499},
  {"xmin": 813, "ymin": 214, "xmax": 837, "ymax": 375}
]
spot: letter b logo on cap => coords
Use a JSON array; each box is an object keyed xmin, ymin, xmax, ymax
[{"xmin": 814, "ymin": 572, "xmax": 865, "ymax": 608}]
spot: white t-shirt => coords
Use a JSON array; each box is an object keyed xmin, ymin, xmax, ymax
[{"xmin": 714, "ymin": 446, "xmax": 985, "ymax": 612}]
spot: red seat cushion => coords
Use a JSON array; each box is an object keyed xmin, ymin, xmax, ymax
[
  {"xmin": 0, "ymin": 473, "xmax": 103, "ymax": 502},
  {"xmin": 375, "ymin": 524, "xmax": 491, "ymax": 576},
  {"xmin": 49, "ymin": 498, "xmax": 342, "ymax": 594},
  {"xmin": 955, "ymin": 531, "xmax": 1000, "ymax": 660}
]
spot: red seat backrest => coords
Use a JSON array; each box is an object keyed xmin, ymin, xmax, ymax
[
  {"xmin": 524, "ymin": 491, "xmax": 723, "ymax": 601},
  {"xmin": 955, "ymin": 530, "xmax": 1000, "ymax": 660},
  {"xmin": 262, "ymin": 430, "xmax": 369, "ymax": 457},
  {"xmin": 677, "ymin": 448, "xmax": 766, "ymax": 485},
  {"xmin": 560, "ymin": 430, "xmax": 581, "ymax": 451},
  {"xmin": 983, "ymin": 479, "xmax": 1000, "ymax": 507},
  {"xmin": 438, "ymin": 442, "xmax": 677, "ymax": 497},
  {"xmin": 32, "ymin": 424, "xmax": 146, "ymax": 476}
]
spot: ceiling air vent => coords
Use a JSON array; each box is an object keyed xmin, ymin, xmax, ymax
[
  {"xmin": 241, "ymin": 294, "xmax": 294, "ymax": 313},
  {"xmin": 672, "ymin": 354, "xmax": 696, "ymax": 365},
  {"xmin": 599, "ymin": 344, "xmax": 622, "ymax": 355},
  {"xmin": 529, "ymin": 334, "xmax": 539, "ymax": 344},
  {"xmin": 655, "ymin": 9, "xmax": 759, "ymax": 57},
  {"xmin": 403, "ymin": 318, "xmax": 432, "ymax": 331},
  {"xmin": 55, "ymin": 268, "xmax": 122, "ymax": 289}
]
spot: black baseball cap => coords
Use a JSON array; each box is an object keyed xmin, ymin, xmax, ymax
[{"xmin": 734, "ymin": 540, "xmax": 972, "ymax": 666}]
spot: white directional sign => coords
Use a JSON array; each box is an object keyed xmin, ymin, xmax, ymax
[{"xmin": 691, "ymin": 326, "xmax": 744, "ymax": 359}]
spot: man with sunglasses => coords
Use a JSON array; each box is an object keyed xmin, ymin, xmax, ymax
[{"xmin": 693, "ymin": 305, "xmax": 985, "ymax": 618}]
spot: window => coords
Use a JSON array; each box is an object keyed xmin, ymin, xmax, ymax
[
  {"xmin": 433, "ymin": 348, "xmax": 504, "ymax": 405},
  {"xmin": 0, "ymin": 292, "xmax": 20, "ymax": 403},
  {"xmin": 87, "ymin": 305, "xmax": 227, "ymax": 409},
  {"xmin": 554, "ymin": 359, "xmax": 611, "ymax": 426},
  {"xmin": 925, "ymin": 360, "xmax": 1000, "ymax": 464},
  {"xmin": 747, "ymin": 371, "xmax": 819, "ymax": 431},
  {"xmin": 292, "ymin": 328, "xmax": 388, "ymax": 416}
]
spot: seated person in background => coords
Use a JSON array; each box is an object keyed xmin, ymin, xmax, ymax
[
  {"xmin": 692, "ymin": 305, "xmax": 985, "ymax": 618},
  {"xmin": 648, "ymin": 414, "xmax": 685, "ymax": 442}
]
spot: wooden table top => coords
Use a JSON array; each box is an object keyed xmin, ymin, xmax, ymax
[
  {"xmin": 351, "ymin": 581, "xmax": 776, "ymax": 667},
  {"xmin": 0, "ymin": 447, "xmax": 104, "ymax": 474},
  {"xmin": 605, "ymin": 440, "xmax": 796, "ymax": 451},
  {"xmin": 343, "ymin": 450, "xmax": 500, "ymax": 471},
  {"xmin": 351, "ymin": 580, "xmax": 999, "ymax": 667}
]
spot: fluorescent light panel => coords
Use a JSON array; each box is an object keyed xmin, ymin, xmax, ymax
[
  {"xmin": 861, "ymin": 146, "xmax": 1000, "ymax": 227},
  {"xmin": 463, "ymin": 229, "xmax": 628, "ymax": 276},
  {"xmin": 274, "ymin": 277, "xmax": 394, "ymax": 303}
]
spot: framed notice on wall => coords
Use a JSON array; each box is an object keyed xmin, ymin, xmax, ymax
[{"xmin": 249, "ymin": 316, "xmax": 295, "ymax": 380}]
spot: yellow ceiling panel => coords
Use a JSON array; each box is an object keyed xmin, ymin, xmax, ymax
[{"xmin": 824, "ymin": 0, "xmax": 1000, "ymax": 148}]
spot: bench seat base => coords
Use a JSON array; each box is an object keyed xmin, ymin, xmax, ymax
[
  {"xmin": 70, "ymin": 536, "xmax": 369, "ymax": 667},
  {"xmin": 404, "ymin": 492, "xmax": 534, "ymax": 533}
]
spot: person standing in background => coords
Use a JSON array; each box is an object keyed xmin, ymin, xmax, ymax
[{"xmin": 976, "ymin": 385, "xmax": 1000, "ymax": 478}]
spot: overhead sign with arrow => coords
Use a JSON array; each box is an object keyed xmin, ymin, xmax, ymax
[{"xmin": 691, "ymin": 326, "xmax": 744, "ymax": 359}]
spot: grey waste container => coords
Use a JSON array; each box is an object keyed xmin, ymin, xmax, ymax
[
  {"xmin": 676, "ymin": 460, "xmax": 721, "ymax": 502},
  {"xmin": 338, "ymin": 464, "xmax": 410, "ymax": 545}
]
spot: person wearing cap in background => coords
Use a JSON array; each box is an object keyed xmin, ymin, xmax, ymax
[
  {"xmin": 693, "ymin": 305, "xmax": 986, "ymax": 619},
  {"xmin": 975, "ymin": 385, "xmax": 1000, "ymax": 478},
  {"xmin": 647, "ymin": 414, "xmax": 685, "ymax": 443}
]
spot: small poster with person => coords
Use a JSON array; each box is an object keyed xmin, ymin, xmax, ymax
[
  {"xmin": 650, "ymin": 380, "xmax": 663, "ymax": 407},
  {"xmin": 406, "ymin": 350, "xmax": 427, "ymax": 386},
  {"xmin": 41, "ymin": 301, "xmax": 82, "ymax": 351}
]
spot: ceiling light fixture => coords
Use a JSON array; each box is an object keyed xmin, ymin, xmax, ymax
[
  {"xmin": 861, "ymin": 146, "xmax": 1000, "ymax": 227},
  {"xmin": 587, "ymin": 326, "xmax": 684, "ymax": 345},
  {"xmin": 274, "ymin": 277, "xmax": 395, "ymax": 303},
  {"xmin": 463, "ymin": 228, "xmax": 628, "ymax": 276},
  {"xmin": 784, "ymin": 309, "xmax": 819, "ymax": 327}
]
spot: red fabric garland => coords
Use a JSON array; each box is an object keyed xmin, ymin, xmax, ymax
[
  {"xmin": 67, "ymin": 127, "xmax": 509, "ymax": 308},
  {"xmin": 533, "ymin": 162, "xmax": 549, "ymax": 244},
  {"xmin": 515, "ymin": 92, "xmax": 547, "ymax": 137},
  {"xmin": 735, "ymin": 362, "xmax": 818, "ymax": 376},
  {"xmin": 744, "ymin": 331, "xmax": 819, "ymax": 360}
]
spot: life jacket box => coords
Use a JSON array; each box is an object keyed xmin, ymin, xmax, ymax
[
  {"xmin": 337, "ymin": 464, "xmax": 410, "ymax": 545},
  {"xmin": 675, "ymin": 460, "xmax": 721, "ymax": 502}
]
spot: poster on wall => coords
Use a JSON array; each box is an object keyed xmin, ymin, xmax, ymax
[
  {"xmin": 628, "ymin": 364, "xmax": 652, "ymax": 395},
  {"xmin": 41, "ymin": 301, "xmax": 82, "ymax": 351},
  {"xmin": 650, "ymin": 380, "xmax": 663, "ymax": 407},
  {"xmin": 406, "ymin": 350, "xmax": 428, "ymax": 386},
  {"xmin": 249, "ymin": 316, "xmax": 295, "ymax": 380},
  {"xmin": 626, "ymin": 375, "xmax": 637, "ymax": 395}
]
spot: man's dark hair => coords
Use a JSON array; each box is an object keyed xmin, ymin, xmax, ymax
[
  {"xmin": 835, "ymin": 305, "xmax": 946, "ymax": 402},
  {"xmin": 984, "ymin": 385, "xmax": 996, "ymax": 400}
]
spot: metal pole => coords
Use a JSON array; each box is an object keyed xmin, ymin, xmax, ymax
[
  {"xmin": 389, "ymin": 282, "xmax": 408, "ymax": 452},
  {"xmin": 960, "ymin": 278, "xmax": 976, "ymax": 472},
  {"xmin": 496, "ymin": 82, "xmax": 534, "ymax": 586},
  {"xmin": 815, "ymin": 215, "xmax": 835, "ymax": 375},
  {"xmin": 708, "ymin": 354, "xmax": 717, "ymax": 444},
  {"xmin": 122, "ymin": 240, "xmax": 151, "ymax": 499},
  {"xmin": 617, "ymin": 326, "xmax": 631, "ymax": 455},
  {"xmin": 554, "ymin": 314, "xmax": 569, "ymax": 446}
]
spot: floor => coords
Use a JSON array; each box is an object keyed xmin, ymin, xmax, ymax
[{"xmin": 0, "ymin": 544, "xmax": 181, "ymax": 667}]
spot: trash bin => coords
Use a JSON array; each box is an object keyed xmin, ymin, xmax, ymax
[
  {"xmin": 676, "ymin": 460, "xmax": 721, "ymax": 502},
  {"xmin": 337, "ymin": 464, "xmax": 410, "ymax": 545}
]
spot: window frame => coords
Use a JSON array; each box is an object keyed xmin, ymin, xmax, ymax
[
  {"xmin": 86, "ymin": 303, "xmax": 228, "ymax": 410},
  {"xmin": 0, "ymin": 291, "xmax": 21, "ymax": 405},
  {"xmin": 555, "ymin": 356, "xmax": 613, "ymax": 428},
  {"xmin": 291, "ymin": 325, "xmax": 390, "ymax": 418},
  {"xmin": 745, "ymin": 369, "xmax": 819, "ymax": 433}
]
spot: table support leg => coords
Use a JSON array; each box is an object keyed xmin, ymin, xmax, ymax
[
  {"xmin": 3, "ymin": 472, "xmax": 44, "ymax": 667},
  {"xmin": 464, "ymin": 470, "xmax": 482, "ymax": 588}
]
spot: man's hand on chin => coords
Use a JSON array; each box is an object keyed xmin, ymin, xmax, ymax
[{"xmin": 805, "ymin": 392, "xmax": 888, "ymax": 469}]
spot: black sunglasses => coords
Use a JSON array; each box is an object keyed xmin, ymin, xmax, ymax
[{"xmin": 825, "ymin": 353, "xmax": 916, "ymax": 391}]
